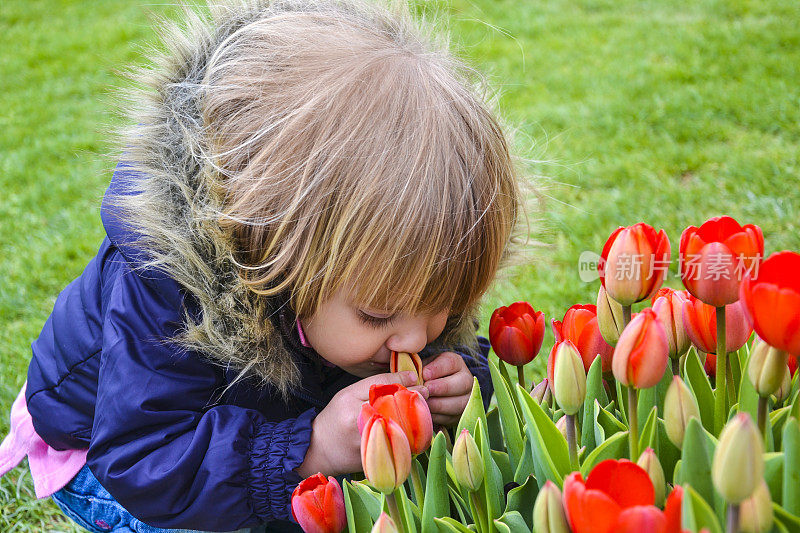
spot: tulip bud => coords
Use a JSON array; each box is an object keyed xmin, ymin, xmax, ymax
[
  {"xmin": 361, "ymin": 414, "xmax": 412, "ymax": 493},
  {"xmin": 636, "ymin": 448, "xmax": 666, "ymax": 506},
  {"xmin": 664, "ymin": 376, "xmax": 701, "ymax": 449},
  {"xmin": 291, "ymin": 473, "xmax": 347, "ymax": 533},
  {"xmin": 555, "ymin": 416, "xmax": 569, "ymax": 441},
  {"xmin": 597, "ymin": 285, "xmax": 625, "ymax": 346},
  {"xmin": 362, "ymin": 383, "xmax": 433, "ymax": 455},
  {"xmin": 390, "ymin": 351, "xmax": 423, "ymax": 385},
  {"xmin": 612, "ymin": 308, "xmax": 669, "ymax": 389},
  {"xmin": 773, "ymin": 366, "xmax": 792, "ymax": 404},
  {"xmin": 600, "ymin": 223, "xmax": 671, "ymax": 306},
  {"xmin": 452, "ymin": 429, "xmax": 484, "ymax": 492},
  {"xmin": 533, "ymin": 480, "xmax": 570, "ymax": 533},
  {"xmin": 712, "ymin": 413, "xmax": 764, "ymax": 504},
  {"xmin": 530, "ymin": 378, "xmax": 551, "ymax": 404},
  {"xmin": 553, "ymin": 341, "xmax": 586, "ymax": 416},
  {"xmin": 371, "ymin": 512, "xmax": 399, "ymax": 533},
  {"xmin": 748, "ymin": 339, "xmax": 789, "ymax": 398},
  {"xmin": 739, "ymin": 480, "xmax": 774, "ymax": 533},
  {"xmin": 651, "ymin": 288, "xmax": 692, "ymax": 360}
]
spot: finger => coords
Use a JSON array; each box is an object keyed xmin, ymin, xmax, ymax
[
  {"xmin": 424, "ymin": 372, "xmax": 474, "ymax": 397},
  {"xmin": 352, "ymin": 371, "xmax": 418, "ymax": 400},
  {"xmin": 408, "ymin": 385, "xmax": 430, "ymax": 400},
  {"xmin": 422, "ymin": 351, "xmax": 462, "ymax": 381},
  {"xmin": 431, "ymin": 413, "xmax": 460, "ymax": 426},
  {"xmin": 427, "ymin": 395, "xmax": 469, "ymax": 417}
]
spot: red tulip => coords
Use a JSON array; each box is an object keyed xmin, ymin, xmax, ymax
[
  {"xmin": 291, "ymin": 473, "xmax": 347, "ymax": 533},
  {"xmin": 614, "ymin": 506, "xmax": 667, "ymax": 533},
  {"xmin": 489, "ymin": 302, "xmax": 545, "ymax": 366},
  {"xmin": 599, "ymin": 223, "xmax": 671, "ymax": 306},
  {"xmin": 739, "ymin": 251, "xmax": 800, "ymax": 355},
  {"xmin": 664, "ymin": 486, "xmax": 683, "ymax": 533},
  {"xmin": 651, "ymin": 288, "xmax": 692, "ymax": 360},
  {"xmin": 360, "ymin": 413, "xmax": 412, "ymax": 493},
  {"xmin": 789, "ymin": 354, "xmax": 798, "ymax": 377},
  {"xmin": 682, "ymin": 294, "xmax": 753, "ymax": 354},
  {"xmin": 680, "ymin": 216, "xmax": 764, "ymax": 307},
  {"xmin": 550, "ymin": 304, "xmax": 614, "ymax": 377},
  {"xmin": 612, "ymin": 308, "xmax": 669, "ymax": 389},
  {"xmin": 563, "ymin": 459, "xmax": 656, "ymax": 533},
  {"xmin": 704, "ymin": 352, "xmax": 717, "ymax": 377},
  {"xmin": 357, "ymin": 383, "xmax": 432, "ymax": 455}
]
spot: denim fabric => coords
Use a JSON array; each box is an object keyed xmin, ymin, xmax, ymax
[{"xmin": 51, "ymin": 465, "xmax": 267, "ymax": 533}]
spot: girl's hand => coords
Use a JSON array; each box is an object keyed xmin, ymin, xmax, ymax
[
  {"xmin": 295, "ymin": 370, "xmax": 427, "ymax": 478},
  {"xmin": 421, "ymin": 351, "xmax": 474, "ymax": 426}
]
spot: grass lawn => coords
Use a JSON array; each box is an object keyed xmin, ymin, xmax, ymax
[{"xmin": 1, "ymin": 0, "xmax": 798, "ymax": 529}]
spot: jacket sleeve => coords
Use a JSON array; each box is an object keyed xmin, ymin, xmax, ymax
[{"xmin": 86, "ymin": 262, "xmax": 313, "ymax": 531}]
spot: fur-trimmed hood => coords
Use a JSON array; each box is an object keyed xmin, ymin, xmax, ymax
[{"xmin": 101, "ymin": 0, "xmax": 480, "ymax": 397}]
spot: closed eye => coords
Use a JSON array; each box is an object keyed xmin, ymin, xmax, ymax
[{"xmin": 357, "ymin": 310, "xmax": 396, "ymax": 328}]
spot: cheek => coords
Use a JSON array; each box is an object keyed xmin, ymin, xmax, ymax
[{"xmin": 306, "ymin": 316, "xmax": 386, "ymax": 363}]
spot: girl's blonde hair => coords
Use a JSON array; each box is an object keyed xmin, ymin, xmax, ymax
[{"xmin": 204, "ymin": 0, "xmax": 525, "ymax": 321}]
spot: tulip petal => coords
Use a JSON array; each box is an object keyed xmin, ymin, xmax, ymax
[
  {"xmin": 563, "ymin": 472, "xmax": 622, "ymax": 533},
  {"xmin": 585, "ymin": 459, "xmax": 655, "ymax": 508},
  {"xmin": 614, "ymin": 505, "xmax": 667, "ymax": 533}
]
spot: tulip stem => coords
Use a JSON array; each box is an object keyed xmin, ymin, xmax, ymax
[
  {"xmin": 386, "ymin": 491, "xmax": 404, "ymax": 532},
  {"xmin": 517, "ymin": 365, "xmax": 526, "ymax": 392},
  {"xmin": 628, "ymin": 386, "xmax": 639, "ymax": 461},
  {"xmin": 566, "ymin": 414, "xmax": 579, "ymax": 470},
  {"xmin": 757, "ymin": 396, "xmax": 768, "ymax": 440},
  {"xmin": 715, "ymin": 305, "xmax": 728, "ymax": 434},
  {"xmin": 469, "ymin": 491, "xmax": 487, "ymax": 533},
  {"xmin": 726, "ymin": 503, "xmax": 741, "ymax": 533},
  {"xmin": 671, "ymin": 358, "xmax": 680, "ymax": 377},
  {"xmin": 409, "ymin": 464, "xmax": 424, "ymax": 512},
  {"xmin": 622, "ymin": 305, "xmax": 632, "ymax": 329}
]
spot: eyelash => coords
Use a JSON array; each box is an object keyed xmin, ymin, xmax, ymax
[{"xmin": 357, "ymin": 310, "xmax": 395, "ymax": 328}]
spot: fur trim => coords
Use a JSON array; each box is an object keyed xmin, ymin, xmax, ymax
[{"xmin": 106, "ymin": 0, "xmax": 481, "ymax": 398}]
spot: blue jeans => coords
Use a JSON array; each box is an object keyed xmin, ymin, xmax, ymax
[{"xmin": 51, "ymin": 465, "xmax": 271, "ymax": 533}]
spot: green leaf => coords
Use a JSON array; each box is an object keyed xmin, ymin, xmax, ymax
[
  {"xmin": 593, "ymin": 401, "xmax": 607, "ymax": 446},
  {"xmin": 515, "ymin": 383, "xmax": 571, "ymax": 487},
  {"xmin": 423, "ymin": 433, "xmax": 452, "ymax": 533},
  {"xmin": 677, "ymin": 418, "xmax": 717, "ymax": 518},
  {"xmin": 487, "ymin": 358, "xmax": 524, "ymax": 470},
  {"xmin": 764, "ymin": 452, "xmax": 784, "ymax": 504},
  {"xmin": 505, "ymin": 475, "xmax": 538, "ymax": 531},
  {"xmin": 580, "ymin": 431, "xmax": 628, "ymax": 476},
  {"xmin": 638, "ymin": 405, "xmax": 658, "ymax": 452},
  {"xmin": 457, "ymin": 378, "xmax": 487, "ymax": 440},
  {"xmin": 475, "ymin": 417, "xmax": 505, "ymax": 525},
  {"xmin": 435, "ymin": 517, "xmax": 474, "ymax": 533},
  {"xmin": 581, "ymin": 355, "xmax": 608, "ymax": 454},
  {"xmin": 387, "ymin": 484, "xmax": 418, "ymax": 533},
  {"xmin": 616, "ymin": 381, "xmax": 629, "ymax": 425},
  {"xmin": 772, "ymin": 405, "xmax": 791, "ymax": 450},
  {"xmin": 738, "ymin": 349, "xmax": 760, "ymax": 421},
  {"xmin": 493, "ymin": 511, "xmax": 532, "ymax": 533},
  {"xmin": 681, "ymin": 484, "xmax": 723, "ymax": 533},
  {"xmin": 595, "ymin": 400, "xmax": 627, "ymax": 437},
  {"xmin": 656, "ymin": 418, "xmax": 682, "ymax": 485},
  {"xmin": 773, "ymin": 502, "xmax": 800, "ymax": 533},
  {"xmin": 448, "ymin": 484, "xmax": 471, "ymax": 524},
  {"xmin": 486, "ymin": 407, "xmax": 505, "ymax": 453},
  {"xmin": 491, "ymin": 450, "xmax": 513, "ymax": 487},
  {"xmin": 350, "ymin": 481, "xmax": 383, "ymax": 520},
  {"xmin": 783, "ymin": 418, "xmax": 800, "ymax": 514},
  {"xmin": 684, "ymin": 349, "xmax": 715, "ymax": 433},
  {"xmin": 730, "ymin": 346, "xmax": 742, "ymax": 399},
  {"xmin": 513, "ymin": 436, "xmax": 535, "ymax": 485},
  {"xmin": 343, "ymin": 481, "xmax": 377, "ymax": 533}
]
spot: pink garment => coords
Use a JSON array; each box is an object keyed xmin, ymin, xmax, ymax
[
  {"xmin": 0, "ymin": 382, "xmax": 87, "ymax": 498},
  {"xmin": 296, "ymin": 317, "xmax": 336, "ymax": 368}
]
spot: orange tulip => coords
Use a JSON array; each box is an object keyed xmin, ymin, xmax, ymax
[
  {"xmin": 599, "ymin": 223, "xmax": 671, "ymax": 306},
  {"xmin": 291, "ymin": 473, "xmax": 347, "ymax": 533},
  {"xmin": 682, "ymin": 294, "xmax": 753, "ymax": 354},
  {"xmin": 680, "ymin": 216, "xmax": 763, "ymax": 307},
  {"xmin": 549, "ymin": 304, "xmax": 614, "ymax": 378},
  {"xmin": 489, "ymin": 302, "xmax": 545, "ymax": 366},
  {"xmin": 360, "ymin": 413, "xmax": 412, "ymax": 493},
  {"xmin": 650, "ymin": 288, "xmax": 691, "ymax": 360},
  {"xmin": 612, "ymin": 308, "xmax": 669, "ymax": 389},
  {"xmin": 739, "ymin": 251, "xmax": 800, "ymax": 355},
  {"xmin": 357, "ymin": 383, "xmax": 432, "ymax": 455}
]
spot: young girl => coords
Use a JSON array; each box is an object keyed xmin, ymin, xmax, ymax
[{"xmin": 0, "ymin": 0, "xmax": 526, "ymax": 530}]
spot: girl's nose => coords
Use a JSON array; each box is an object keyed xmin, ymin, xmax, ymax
[{"xmin": 385, "ymin": 320, "xmax": 429, "ymax": 355}]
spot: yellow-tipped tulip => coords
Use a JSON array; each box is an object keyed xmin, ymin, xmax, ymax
[
  {"xmin": 748, "ymin": 339, "xmax": 789, "ymax": 398},
  {"xmin": 740, "ymin": 480, "xmax": 774, "ymax": 533},
  {"xmin": 533, "ymin": 481, "xmax": 570, "ymax": 533},
  {"xmin": 774, "ymin": 367, "xmax": 792, "ymax": 404},
  {"xmin": 390, "ymin": 351, "xmax": 423, "ymax": 386},
  {"xmin": 637, "ymin": 447, "xmax": 666, "ymax": 506},
  {"xmin": 361, "ymin": 414, "xmax": 412, "ymax": 494},
  {"xmin": 597, "ymin": 285, "xmax": 625, "ymax": 346},
  {"xmin": 371, "ymin": 512, "xmax": 399, "ymax": 533},
  {"xmin": 712, "ymin": 413, "xmax": 764, "ymax": 504},
  {"xmin": 452, "ymin": 429, "xmax": 483, "ymax": 492},
  {"xmin": 553, "ymin": 341, "xmax": 586, "ymax": 416},
  {"xmin": 664, "ymin": 376, "xmax": 701, "ymax": 449}
]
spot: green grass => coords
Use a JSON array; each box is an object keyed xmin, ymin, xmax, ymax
[{"xmin": 2, "ymin": 0, "xmax": 799, "ymax": 529}]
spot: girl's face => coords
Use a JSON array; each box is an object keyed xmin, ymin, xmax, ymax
[{"xmin": 300, "ymin": 286, "xmax": 449, "ymax": 378}]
